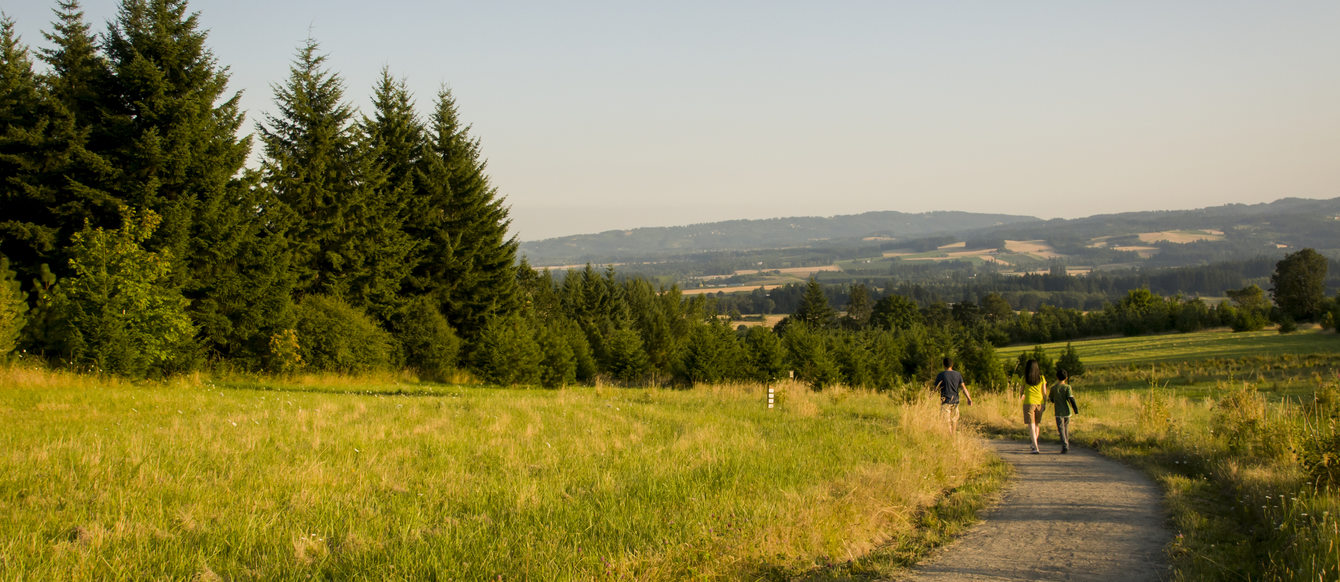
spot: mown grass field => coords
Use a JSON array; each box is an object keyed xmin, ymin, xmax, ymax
[
  {"xmin": 999, "ymin": 327, "xmax": 1340, "ymax": 396},
  {"xmin": 0, "ymin": 369, "xmax": 1002, "ymax": 580}
]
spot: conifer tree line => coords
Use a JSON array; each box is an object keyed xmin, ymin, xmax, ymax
[
  {"xmin": 3, "ymin": 1, "xmax": 1335, "ymax": 388},
  {"xmin": 0, "ymin": 0, "xmax": 520, "ymax": 377}
]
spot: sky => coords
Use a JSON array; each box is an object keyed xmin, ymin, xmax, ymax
[{"xmin": 7, "ymin": 1, "xmax": 1339, "ymax": 241}]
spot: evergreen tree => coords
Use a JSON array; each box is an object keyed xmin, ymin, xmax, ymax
[
  {"xmin": 870, "ymin": 294, "xmax": 922, "ymax": 331},
  {"xmin": 388, "ymin": 295, "xmax": 460, "ymax": 382},
  {"xmin": 841, "ymin": 283, "xmax": 872, "ymax": 329},
  {"xmin": 676, "ymin": 317, "xmax": 744, "ymax": 385},
  {"xmin": 1, "ymin": 14, "xmax": 116, "ymax": 288},
  {"xmin": 260, "ymin": 38, "xmax": 411, "ymax": 314},
  {"xmin": 360, "ymin": 68, "xmax": 423, "ymax": 311},
  {"xmin": 10, "ymin": 3, "xmax": 121, "ymax": 285},
  {"xmin": 0, "ymin": 256, "xmax": 26, "ymax": 357},
  {"xmin": 98, "ymin": 0, "xmax": 251, "ymax": 269},
  {"xmin": 40, "ymin": 1, "xmax": 108, "ymax": 129},
  {"xmin": 471, "ymin": 314, "xmax": 542, "ymax": 385},
  {"xmin": 793, "ymin": 277, "xmax": 836, "ymax": 328},
  {"xmin": 0, "ymin": 17, "xmax": 52, "ymax": 278},
  {"xmin": 1056, "ymin": 342, "xmax": 1086, "ymax": 376},
  {"xmin": 90, "ymin": 0, "xmax": 291, "ymax": 363},
  {"xmin": 534, "ymin": 318, "xmax": 576, "ymax": 388},
  {"xmin": 782, "ymin": 322, "xmax": 840, "ymax": 389},
  {"xmin": 420, "ymin": 88, "xmax": 519, "ymax": 337},
  {"xmin": 1271, "ymin": 248, "xmax": 1328, "ymax": 322},
  {"xmin": 742, "ymin": 325, "xmax": 786, "ymax": 382}
]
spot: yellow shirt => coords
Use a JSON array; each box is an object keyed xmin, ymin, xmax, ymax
[{"xmin": 1024, "ymin": 377, "xmax": 1047, "ymax": 405}]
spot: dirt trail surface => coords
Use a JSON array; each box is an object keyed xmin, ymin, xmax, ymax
[{"xmin": 902, "ymin": 440, "xmax": 1172, "ymax": 581}]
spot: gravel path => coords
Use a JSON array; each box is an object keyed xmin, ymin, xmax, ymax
[{"xmin": 901, "ymin": 440, "xmax": 1172, "ymax": 581}]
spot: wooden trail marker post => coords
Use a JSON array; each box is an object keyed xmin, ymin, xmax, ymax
[{"xmin": 767, "ymin": 386, "xmax": 774, "ymax": 409}]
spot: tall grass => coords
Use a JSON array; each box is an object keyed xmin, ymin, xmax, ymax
[
  {"xmin": 0, "ymin": 365, "xmax": 999, "ymax": 580},
  {"xmin": 964, "ymin": 372, "xmax": 1340, "ymax": 581}
]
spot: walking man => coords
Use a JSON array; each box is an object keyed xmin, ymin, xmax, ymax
[{"xmin": 933, "ymin": 357, "xmax": 973, "ymax": 434}]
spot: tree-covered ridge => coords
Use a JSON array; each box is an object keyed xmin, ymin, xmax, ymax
[
  {"xmin": 522, "ymin": 197, "xmax": 1340, "ymax": 291},
  {"xmin": 520, "ymin": 210, "xmax": 1038, "ymax": 265}
]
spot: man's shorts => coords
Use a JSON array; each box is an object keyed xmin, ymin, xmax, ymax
[
  {"xmin": 941, "ymin": 402, "xmax": 960, "ymax": 424},
  {"xmin": 1022, "ymin": 403, "xmax": 1043, "ymax": 425}
]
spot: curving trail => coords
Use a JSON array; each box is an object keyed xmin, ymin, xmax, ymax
[{"xmin": 901, "ymin": 440, "xmax": 1172, "ymax": 581}]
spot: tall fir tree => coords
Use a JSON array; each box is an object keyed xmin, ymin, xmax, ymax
[
  {"xmin": 420, "ymin": 88, "xmax": 519, "ymax": 337},
  {"xmin": 98, "ymin": 0, "xmax": 251, "ymax": 272},
  {"xmin": 794, "ymin": 277, "xmax": 836, "ymax": 328},
  {"xmin": 0, "ymin": 17, "xmax": 53, "ymax": 278},
  {"xmin": 260, "ymin": 38, "xmax": 410, "ymax": 317},
  {"xmin": 40, "ymin": 1, "xmax": 111, "ymax": 139},
  {"xmin": 20, "ymin": 2, "xmax": 122, "ymax": 284},
  {"xmin": 93, "ymin": 0, "xmax": 289, "ymax": 364}
]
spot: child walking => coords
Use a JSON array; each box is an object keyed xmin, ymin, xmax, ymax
[{"xmin": 1049, "ymin": 368, "xmax": 1080, "ymax": 453}]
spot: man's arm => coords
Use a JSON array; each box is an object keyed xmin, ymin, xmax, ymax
[{"xmin": 961, "ymin": 384, "xmax": 972, "ymax": 405}]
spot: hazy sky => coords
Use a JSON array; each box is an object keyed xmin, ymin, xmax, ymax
[{"xmin": 8, "ymin": 1, "xmax": 1339, "ymax": 240}]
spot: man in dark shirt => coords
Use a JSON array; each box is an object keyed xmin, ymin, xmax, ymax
[{"xmin": 933, "ymin": 357, "xmax": 973, "ymax": 434}]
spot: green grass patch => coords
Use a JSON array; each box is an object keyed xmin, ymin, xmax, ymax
[
  {"xmin": 999, "ymin": 328, "xmax": 1340, "ymax": 368},
  {"xmin": 1001, "ymin": 328, "xmax": 1340, "ymax": 397}
]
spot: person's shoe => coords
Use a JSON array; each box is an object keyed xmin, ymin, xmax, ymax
[
  {"xmin": 1061, "ymin": 447, "xmax": 1069, "ymax": 454},
  {"xmin": 1031, "ymin": 448, "xmax": 1040, "ymax": 454}
]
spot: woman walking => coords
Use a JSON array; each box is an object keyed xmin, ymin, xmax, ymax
[{"xmin": 1022, "ymin": 359, "xmax": 1048, "ymax": 453}]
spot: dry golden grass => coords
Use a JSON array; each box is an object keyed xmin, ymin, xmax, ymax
[{"xmin": 1, "ymin": 365, "xmax": 997, "ymax": 580}]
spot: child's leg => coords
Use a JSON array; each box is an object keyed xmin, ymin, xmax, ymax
[{"xmin": 1055, "ymin": 416, "xmax": 1070, "ymax": 450}]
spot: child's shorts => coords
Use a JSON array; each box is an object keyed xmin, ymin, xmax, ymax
[{"xmin": 1022, "ymin": 403, "xmax": 1043, "ymax": 425}]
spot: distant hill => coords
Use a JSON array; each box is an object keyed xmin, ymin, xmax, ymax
[
  {"xmin": 518, "ymin": 197, "xmax": 1340, "ymax": 298},
  {"xmin": 521, "ymin": 210, "xmax": 1038, "ymax": 266}
]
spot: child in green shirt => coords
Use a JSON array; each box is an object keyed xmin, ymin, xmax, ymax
[{"xmin": 1049, "ymin": 368, "xmax": 1080, "ymax": 453}]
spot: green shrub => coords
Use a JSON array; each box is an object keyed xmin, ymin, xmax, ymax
[
  {"xmin": 390, "ymin": 297, "xmax": 461, "ymax": 382},
  {"xmin": 267, "ymin": 329, "xmax": 304, "ymax": 375},
  {"xmin": 1211, "ymin": 388, "xmax": 1267, "ymax": 454},
  {"xmin": 48, "ymin": 210, "xmax": 196, "ymax": 376},
  {"xmin": 1298, "ymin": 419, "xmax": 1340, "ymax": 491},
  {"xmin": 470, "ymin": 314, "xmax": 542, "ymax": 386},
  {"xmin": 294, "ymin": 295, "xmax": 394, "ymax": 373},
  {"xmin": 1231, "ymin": 310, "xmax": 1268, "ymax": 332},
  {"xmin": 1277, "ymin": 317, "xmax": 1298, "ymax": 334}
]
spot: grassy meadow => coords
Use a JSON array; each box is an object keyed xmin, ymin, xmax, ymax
[
  {"xmin": 0, "ymin": 368, "xmax": 1003, "ymax": 580},
  {"xmin": 977, "ymin": 327, "xmax": 1340, "ymax": 580}
]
